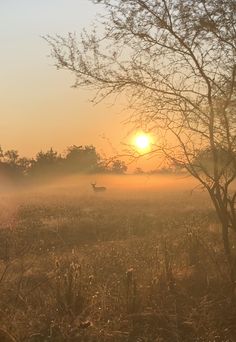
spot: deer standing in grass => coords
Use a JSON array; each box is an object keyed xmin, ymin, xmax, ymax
[{"xmin": 91, "ymin": 182, "xmax": 106, "ymax": 192}]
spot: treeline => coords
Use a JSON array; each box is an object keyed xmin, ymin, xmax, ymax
[{"xmin": 0, "ymin": 145, "xmax": 128, "ymax": 182}]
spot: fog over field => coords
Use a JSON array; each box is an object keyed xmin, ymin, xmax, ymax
[
  {"xmin": 0, "ymin": 173, "xmax": 234, "ymax": 341},
  {"xmin": 0, "ymin": 173, "xmax": 204, "ymax": 204},
  {"xmin": 0, "ymin": 174, "xmax": 210, "ymax": 229},
  {"xmin": 0, "ymin": 173, "xmax": 198, "ymax": 194}
]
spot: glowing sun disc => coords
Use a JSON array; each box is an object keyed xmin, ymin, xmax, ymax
[{"xmin": 135, "ymin": 134, "xmax": 150, "ymax": 150}]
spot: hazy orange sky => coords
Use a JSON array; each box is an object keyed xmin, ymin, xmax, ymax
[{"xmin": 1, "ymin": 0, "xmax": 147, "ymax": 165}]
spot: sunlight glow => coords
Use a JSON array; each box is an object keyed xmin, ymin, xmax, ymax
[{"xmin": 135, "ymin": 134, "xmax": 151, "ymax": 151}]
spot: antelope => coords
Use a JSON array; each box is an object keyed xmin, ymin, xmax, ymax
[{"xmin": 91, "ymin": 182, "xmax": 106, "ymax": 192}]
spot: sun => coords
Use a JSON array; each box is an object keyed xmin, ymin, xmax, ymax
[{"xmin": 135, "ymin": 134, "xmax": 151, "ymax": 151}]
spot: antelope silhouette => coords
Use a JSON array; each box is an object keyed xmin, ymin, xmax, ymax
[{"xmin": 91, "ymin": 182, "xmax": 106, "ymax": 192}]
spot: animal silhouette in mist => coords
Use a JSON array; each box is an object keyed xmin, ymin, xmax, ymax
[{"xmin": 91, "ymin": 182, "xmax": 106, "ymax": 192}]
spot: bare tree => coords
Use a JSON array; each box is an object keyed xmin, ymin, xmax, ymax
[{"xmin": 46, "ymin": 0, "xmax": 236, "ymax": 286}]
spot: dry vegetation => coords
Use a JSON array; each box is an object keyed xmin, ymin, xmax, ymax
[{"xmin": 0, "ymin": 175, "xmax": 235, "ymax": 341}]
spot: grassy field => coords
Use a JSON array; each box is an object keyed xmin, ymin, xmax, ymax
[{"xmin": 0, "ymin": 175, "xmax": 235, "ymax": 341}]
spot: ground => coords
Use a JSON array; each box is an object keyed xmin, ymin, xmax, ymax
[{"xmin": 0, "ymin": 175, "xmax": 235, "ymax": 341}]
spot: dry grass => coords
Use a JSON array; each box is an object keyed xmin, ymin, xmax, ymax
[{"xmin": 0, "ymin": 178, "xmax": 235, "ymax": 341}]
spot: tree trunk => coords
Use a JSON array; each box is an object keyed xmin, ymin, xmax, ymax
[{"xmin": 222, "ymin": 223, "xmax": 236, "ymax": 295}]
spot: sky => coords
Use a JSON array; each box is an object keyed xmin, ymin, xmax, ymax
[{"xmin": 0, "ymin": 0, "xmax": 132, "ymax": 162}]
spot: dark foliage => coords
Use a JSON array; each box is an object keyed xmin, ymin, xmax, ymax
[{"xmin": 0, "ymin": 145, "xmax": 128, "ymax": 183}]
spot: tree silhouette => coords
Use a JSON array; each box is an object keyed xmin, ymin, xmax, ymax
[
  {"xmin": 0, "ymin": 149, "xmax": 24, "ymax": 180},
  {"xmin": 4, "ymin": 150, "xmax": 19, "ymax": 165},
  {"xmin": 46, "ymin": 0, "xmax": 236, "ymax": 288},
  {"xmin": 110, "ymin": 159, "xmax": 127, "ymax": 174},
  {"xmin": 29, "ymin": 148, "xmax": 63, "ymax": 178},
  {"xmin": 64, "ymin": 145, "xmax": 102, "ymax": 173}
]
